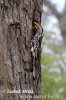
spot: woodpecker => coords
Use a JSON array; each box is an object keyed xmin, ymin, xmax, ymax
[
  {"xmin": 31, "ymin": 21, "xmax": 43, "ymax": 79},
  {"xmin": 31, "ymin": 21, "xmax": 43, "ymax": 58}
]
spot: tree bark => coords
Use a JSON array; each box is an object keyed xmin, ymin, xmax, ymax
[{"xmin": 0, "ymin": 0, "xmax": 43, "ymax": 100}]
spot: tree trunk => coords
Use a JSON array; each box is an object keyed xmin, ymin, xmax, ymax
[
  {"xmin": 61, "ymin": 31, "xmax": 66, "ymax": 44},
  {"xmin": 0, "ymin": 0, "xmax": 43, "ymax": 100}
]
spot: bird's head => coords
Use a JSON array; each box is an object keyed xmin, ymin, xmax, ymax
[{"xmin": 32, "ymin": 21, "xmax": 43, "ymax": 34}]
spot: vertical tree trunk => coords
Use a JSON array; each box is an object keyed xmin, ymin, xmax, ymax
[{"xmin": 0, "ymin": 0, "xmax": 43, "ymax": 100}]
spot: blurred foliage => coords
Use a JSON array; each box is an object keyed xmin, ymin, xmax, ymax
[
  {"xmin": 41, "ymin": 32, "xmax": 66, "ymax": 100},
  {"xmin": 41, "ymin": 53, "xmax": 66, "ymax": 65},
  {"xmin": 41, "ymin": 1, "xmax": 66, "ymax": 99},
  {"xmin": 41, "ymin": 54, "xmax": 55, "ymax": 64},
  {"xmin": 50, "ymin": 45, "xmax": 66, "ymax": 54},
  {"xmin": 41, "ymin": 67, "xmax": 66, "ymax": 100}
]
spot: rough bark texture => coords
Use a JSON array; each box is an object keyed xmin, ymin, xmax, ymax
[{"xmin": 0, "ymin": 0, "xmax": 43, "ymax": 100}]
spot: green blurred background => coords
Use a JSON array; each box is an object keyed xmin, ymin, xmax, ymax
[{"xmin": 41, "ymin": 0, "xmax": 66, "ymax": 99}]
